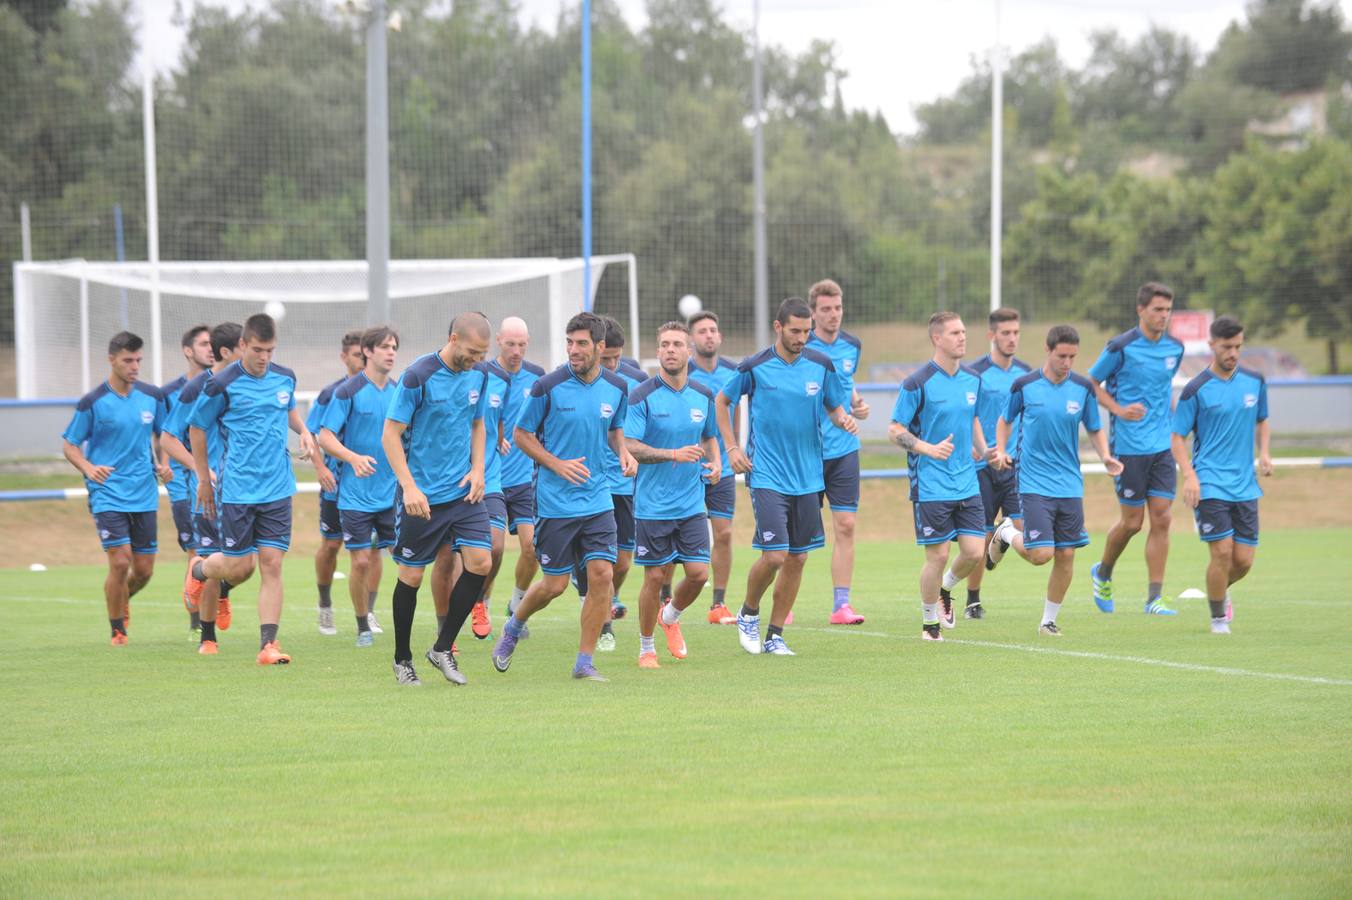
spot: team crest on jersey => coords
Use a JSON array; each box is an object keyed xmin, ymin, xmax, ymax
[
  {"xmin": 1244, "ymin": 394, "xmax": 1257, "ymax": 408},
  {"xmin": 805, "ymin": 381, "xmax": 821, "ymax": 397},
  {"xmin": 490, "ymin": 393, "xmax": 502, "ymax": 408},
  {"xmin": 276, "ymin": 391, "xmax": 290, "ymax": 406},
  {"xmin": 689, "ymin": 408, "xmax": 705, "ymax": 423},
  {"xmin": 599, "ymin": 403, "xmax": 614, "ymax": 419},
  {"xmin": 966, "ymin": 392, "xmax": 977, "ymax": 406},
  {"xmin": 468, "ymin": 390, "xmax": 480, "ymax": 405},
  {"xmin": 843, "ymin": 360, "xmax": 855, "ymax": 373},
  {"xmin": 1165, "ymin": 357, "xmax": 1177, "ymax": 369},
  {"xmin": 140, "ymin": 410, "xmax": 155, "ymax": 424},
  {"xmin": 1066, "ymin": 400, "xmax": 1081, "ymax": 415},
  {"xmin": 522, "ymin": 387, "xmax": 531, "ymax": 399}
]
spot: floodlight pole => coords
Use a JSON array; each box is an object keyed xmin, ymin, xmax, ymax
[
  {"xmin": 581, "ymin": 0, "xmax": 594, "ymax": 311},
  {"xmin": 366, "ymin": 0, "xmax": 391, "ymax": 326},
  {"xmin": 752, "ymin": 0, "xmax": 769, "ymax": 350},
  {"xmin": 142, "ymin": 56, "xmax": 163, "ymax": 385},
  {"xmin": 20, "ymin": 202, "xmax": 31, "ymax": 261},
  {"xmin": 989, "ymin": 0, "xmax": 1003, "ymax": 313}
]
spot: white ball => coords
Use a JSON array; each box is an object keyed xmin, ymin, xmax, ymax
[
  {"xmin": 264, "ymin": 300, "xmax": 286, "ymax": 321},
  {"xmin": 677, "ymin": 294, "xmax": 702, "ymax": 319},
  {"xmin": 29, "ymin": 563, "xmax": 47, "ymax": 572}
]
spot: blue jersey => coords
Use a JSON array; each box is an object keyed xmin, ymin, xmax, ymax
[
  {"xmin": 386, "ymin": 352, "xmax": 489, "ymax": 506},
  {"xmin": 969, "ymin": 355, "xmax": 1033, "ymax": 471},
  {"xmin": 1088, "ymin": 327, "xmax": 1183, "ymax": 456},
  {"xmin": 62, "ymin": 381, "xmax": 164, "ymax": 514},
  {"xmin": 189, "ymin": 361, "xmax": 298, "ymax": 505},
  {"xmin": 165, "ymin": 371, "xmax": 221, "ymax": 504},
  {"xmin": 160, "ymin": 374, "xmax": 192, "ymax": 502},
  {"xmin": 321, "ymin": 372, "xmax": 397, "ymax": 512},
  {"xmin": 720, "ymin": 346, "xmax": 848, "ymax": 495},
  {"xmin": 891, "ymin": 361, "xmax": 982, "ymax": 502},
  {"xmin": 516, "ymin": 365, "xmax": 630, "ymax": 519},
  {"xmin": 1171, "ymin": 367, "xmax": 1268, "ymax": 502},
  {"xmin": 624, "ymin": 376, "xmax": 718, "ymax": 520},
  {"xmin": 306, "ymin": 376, "xmax": 348, "ymax": 502},
  {"xmin": 604, "ymin": 363, "xmax": 647, "ymax": 496},
  {"xmin": 495, "ymin": 360, "xmax": 546, "ymax": 489},
  {"xmin": 474, "ymin": 361, "xmax": 510, "ymax": 496},
  {"xmin": 806, "ymin": 330, "xmax": 862, "ymax": 460},
  {"xmin": 687, "ymin": 356, "xmax": 740, "ymax": 479},
  {"xmin": 1003, "ymin": 369, "xmax": 1101, "ymax": 498}
]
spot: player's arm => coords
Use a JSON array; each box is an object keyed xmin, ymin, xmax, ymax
[
  {"xmin": 187, "ymin": 426, "xmax": 217, "ymax": 518},
  {"xmin": 460, "ymin": 417, "xmax": 486, "ymax": 503},
  {"xmin": 700, "ymin": 434, "xmax": 721, "ymax": 486},
  {"xmin": 62, "ymin": 440, "xmax": 113, "ymax": 483},
  {"xmin": 1088, "ymin": 427, "xmax": 1122, "ymax": 477},
  {"xmin": 159, "ymin": 431, "xmax": 196, "ymax": 472},
  {"xmin": 971, "ymin": 415, "xmax": 988, "ymax": 460},
  {"xmin": 318, "ymin": 427, "xmax": 376, "ymax": 478},
  {"xmin": 382, "ymin": 418, "xmax": 429, "ymax": 519},
  {"xmin": 715, "ymin": 391, "xmax": 749, "ymax": 474},
  {"xmin": 513, "ymin": 425, "xmax": 590, "ymax": 485},
  {"xmin": 887, "ymin": 422, "xmax": 953, "ymax": 461},
  {"xmin": 1257, "ymin": 419, "xmax": 1273, "ymax": 477},
  {"xmin": 608, "ymin": 424, "xmax": 637, "ymax": 478},
  {"xmin": 992, "ymin": 418, "xmax": 1013, "ymax": 470},
  {"xmin": 625, "ymin": 437, "xmax": 702, "ymax": 464},
  {"xmin": 1170, "ymin": 431, "xmax": 1200, "ymax": 508},
  {"xmin": 826, "ymin": 404, "xmax": 859, "ymax": 435},
  {"xmin": 288, "ymin": 406, "xmax": 318, "ymax": 463}
]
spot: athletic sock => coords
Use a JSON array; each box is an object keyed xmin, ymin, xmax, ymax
[
  {"xmin": 368, "ymin": 591, "xmax": 377, "ymax": 613},
  {"xmin": 259, "ymin": 623, "xmax": 279, "ymax": 649},
  {"xmin": 317, "ymin": 583, "xmax": 332, "ymax": 608},
  {"xmin": 661, "ymin": 602, "xmax": 681, "ymax": 626},
  {"xmin": 1042, "ymin": 599, "xmax": 1062, "ymax": 624},
  {"xmin": 1208, "ymin": 599, "xmax": 1226, "ymax": 618},
  {"xmin": 434, "ymin": 571, "xmax": 486, "ymax": 653},
  {"xmin": 505, "ymin": 615, "xmax": 525, "ymax": 638},
  {"xmin": 966, "ymin": 589, "xmax": 981, "ymax": 607},
  {"xmin": 575, "ymin": 652, "xmax": 593, "ymax": 671},
  {"xmin": 1148, "ymin": 582, "xmax": 1163, "ymax": 603},
  {"xmin": 357, "ymin": 614, "xmax": 370, "ymax": 633},
  {"xmin": 941, "ymin": 569, "xmax": 960, "ymax": 591},
  {"xmin": 1098, "ymin": 562, "xmax": 1113, "ymax": 580},
  {"xmin": 601, "ymin": 621, "xmax": 614, "ymax": 636},
  {"xmin": 767, "ymin": 624, "xmax": 784, "ymax": 638},
  {"xmin": 392, "ymin": 580, "xmax": 419, "ymax": 662},
  {"xmin": 711, "ymin": 587, "xmax": 726, "ymax": 609},
  {"xmin": 436, "ymin": 615, "xmax": 446, "ymax": 633},
  {"xmin": 660, "ymin": 583, "xmax": 673, "ymax": 602},
  {"xmin": 190, "ymin": 610, "xmax": 201, "ymax": 629},
  {"xmin": 200, "ymin": 621, "xmax": 216, "ymax": 642},
  {"xmin": 740, "ymin": 601, "xmax": 758, "ymax": 618},
  {"xmin": 110, "ymin": 618, "xmax": 125, "ymax": 636},
  {"xmin": 833, "ymin": 586, "xmax": 850, "ymax": 611},
  {"xmin": 639, "ymin": 635, "xmax": 656, "ymax": 655},
  {"xmin": 509, "ymin": 586, "xmax": 526, "ymax": 616},
  {"xmin": 218, "ymin": 580, "xmax": 231, "ymax": 598},
  {"xmin": 191, "ymin": 560, "xmax": 207, "ymax": 582},
  {"xmin": 921, "ymin": 603, "xmax": 939, "ymax": 625}
]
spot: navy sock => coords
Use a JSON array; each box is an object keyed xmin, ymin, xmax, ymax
[
  {"xmin": 712, "ymin": 587, "xmax": 726, "ymax": 608},
  {"xmin": 110, "ymin": 618, "xmax": 125, "ymax": 636},
  {"xmin": 190, "ymin": 610, "xmax": 201, "ymax": 629},
  {"xmin": 393, "ymin": 580, "xmax": 419, "ymax": 663},
  {"xmin": 357, "ymin": 614, "xmax": 370, "ymax": 633},
  {"xmin": 740, "ymin": 602, "xmax": 758, "ymax": 618},
  {"xmin": 434, "ymin": 571, "xmax": 486, "ymax": 652},
  {"xmin": 259, "ymin": 623, "xmax": 278, "ymax": 649},
  {"xmin": 200, "ymin": 620, "xmax": 216, "ymax": 642},
  {"xmin": 967, "ymin": 589, "xmax": 981, "ymax": 607},
  {"xmin": 767, "ymin": 624, "xmax": 784, "ymax": 638},
  {"xmin": 317, "ymin": 583, "xmax": 332, "ymax": 608}
]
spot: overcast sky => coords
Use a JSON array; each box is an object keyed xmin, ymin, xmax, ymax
[{"xmin": 138, "ymin": 0, "xmax": 1352, "ymax": 134}]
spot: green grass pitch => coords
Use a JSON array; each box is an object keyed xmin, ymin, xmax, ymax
[{"xmin": 2, "ymin": 530, "xmax": 1350, "ymax": 896}]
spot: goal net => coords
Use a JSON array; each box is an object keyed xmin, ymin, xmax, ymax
[{"xmin": 13, "ymin": 256, "xmax": 637, "ymax": 399}]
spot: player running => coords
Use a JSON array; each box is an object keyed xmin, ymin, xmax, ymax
[
  {"xmin": 317, "ymin": 326, "xmax": 400, "ymax": 648},
  {"xmin": 1170, "ymin": 316, "xmax": 1272, "ymax": 635},
  {"xmin": 888, "ymin": 312, "xmax": 989, "ymax": 641},
  {"xmin": 491, "ymin": 312, "xmax": 637, "ymax": 682},
  {"xmin": 964, "ymin": 308, "xmax": 1032, "ymax": 619},
  {"xmin": 1087, "ymin": 283, "xmax": 1184, "ymax": 615},
  {"xmin": 381, "ymin": 314, "xmax": 493, "ymax": 686},
  {"xmin": 805, "ymin": 279, "xmax": 871, "ymax": 625},
  {"xmin": 716, "ymin": 297, "xmax": 857, "ymax": 656},
  {"xmin": 161, "ymin": 324, "xmax": 214, "ymax": 639},
  {"xmin": 987, "ymin": 326, "xmax": 1123, "ymax": 636},
  {"xmin": 183, "ymin": 313, "xmax": 316, "ymax": 665},
  {"xmin": 62, "ymin": 331, "xmax": 168, "ymax": 645},
  {"xmin": 624, "ymin": 321, "xmax": 720, "ymax": 668}
]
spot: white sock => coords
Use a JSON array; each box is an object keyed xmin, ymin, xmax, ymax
[
  {"xmin": 661, "ymin": 603, "xmax": 681, "ymax": 626},
  {"xmin": 942, "ymin": 568, "xmax": 960, "ymax": 591},
  {"xmin": 508, "ymin": 586, "xmax": 526, "ymax": 615},
  {"xmin": 1042, "ymin": 598, "xmax": 1062, "ymax": 624},
  {"xmin": 922, "ymin": 602, "xmax": 940, "ymax": 624},
  {"xmin": 639, "ymin": 634, "xmax": 656, "ymax": 655}
]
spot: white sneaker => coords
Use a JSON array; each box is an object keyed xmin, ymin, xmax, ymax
[
  {"xmin": 762, "ymin": 634, "xmax": 796, "ymax": 656},
  {"xmin": 596, "ymin": 631, "xmax": 616, "ymax": 652},
  {"xmin": 737, "ymin": 614, "xmax": 761, "ymax": 654},
  {"xmin": 317, "ymin": 606, "xmax": 337, "ymax": 636},
  {"xmin": 367, "ymin": 610, "xmax": 383, "ymax": 634},
  {"xmin": 1210, "ymin": 618, "xmax": 1231, "ymax": 635}
]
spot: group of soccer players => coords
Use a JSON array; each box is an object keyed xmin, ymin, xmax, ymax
[{"xmin": 62, "ymin": 278, "xmax": 1272, "ymax": 679}]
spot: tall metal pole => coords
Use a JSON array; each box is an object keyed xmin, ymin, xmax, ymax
[
  {"xmin": 366, "ymin": 0, "xmax": 391, "ymax": 325},
  {"xmin": 143, "ymin": 57, "xmax": 163, "ymax": 385},
  {"xmin": 581, "ymin": 0, "xmax": 594, "ymax": 311},
  {"xmin": 752, "ymin": 0, "xmax": 769, "ymax": 350},
  {"xmin": 20, "ymin": 202, "xmax": 32, "ymax": 261},
  {"xmin": 989, "ymin": 0, "xmax": 1003, "ymax": 313}
]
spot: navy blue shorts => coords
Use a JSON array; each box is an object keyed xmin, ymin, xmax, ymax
[
  {"xmin": 1021, "ymin": 494, "xmax": 1089, "ymax": 549},
  {"xmin": 503, "ymin": 483, "xmax": 535, "ymax": 534},
  {"xmin": 483, "ymin": 493, "xmax": 508, "ymax": 531},
  {"xmin": 170, "ymin": 499, "xmax": 195, "ymax": 552},
  {"xmin": 193, "ymin": 494, "xmax": 222, "ymax": 556},
  {"xmin": 1114, "ymin": 449, "xmax": 1176, "ymax": 506},
  {"xmin": 93, "ymin": 509, "xmax": 157, "ymax": 553},
  {"xmin": 221, "ymin": 498, "xmax": 293, "ymax": 556},
  {"xmin": 1195, "ymin": 498, "xmax": 1259, "ymax": 546},
  {"xmin": 750, "ymin": 488, "xmax": 824, "ymax": 554},
  {"xmin": 912, "ymin": 495, "xmax": 985, "ymax": 545},
  {"xmin": 393, "ymin": 495, "xmax": 492, "ymax": 568},
  {"xmin": 339, "ymin": 506, "xmax": 396, "ymax": 550},
  {"xmin": 612, "ymin": 493, "xmax": 636, "ymax": 552},
  {"xmin": 821, "ymin": 450, "xmax": 861, "ymax": 512},
  {"xmin": 319, "ymin": 496, "xmax": 342, "ymax": 540},
  {"xmin": 535, "ymin": 511, "xmax": 618, "ymax": 576},
  {"xmin": 977, "ymin": 465, "xmax": 1022, "ymax": 530},
  {"xmin": 635, "ymin": 514, "xmax": 710, "ymax": 566},
  {"xmin": 704, "ymin": 477, "xmax": 736, "ymax": 520}
]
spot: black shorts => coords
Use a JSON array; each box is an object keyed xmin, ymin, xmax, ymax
[
  {"xmin": 221, "ymin": 498, "xmax": 293, "ymax": 556},
  {"xmin": 750, "ymin": 488, "xmax": 824, "ymax": 554},
  {"xmin": 503, "ymin": 483, "xmax": 535, "ymax": 534},
  {"xmin": 704, "ymin": 477, "xmax": 736, "ymax": 520},
  {"xmin": 821, "ymin": 450, "xmax": 861, "ymax": 512},
  {"xmin": 912, "ymin": 495, "xmax": 984, "ymax": 545},
  {"xmin": 170, "ymin": 499, "xmax": 195, "ymax": 552},
  {"xmin": 612, "ymin": 493, "xmax": 636, "ymax": 552},
  {"xmin": 93, "ymin": 509, "xmax": 157, "ymax": 553},
  {"xmin": 1195, "ymin": 498, "xmax": 1259, "ymax": 546},
  {"xmin": 635, "ymin": 515, "xmax": 710, "ymax": 566},
  {"xmin": 534, "ymin": 511, "xmax": 618, "ymax": 576},
  {"xmin": 319, "ymin": 496, "xmax": 342, "ymax": 540},
  {"xmin": 1114, "ymin": 450, "xmax": 1176, "ymax": 506},
  {"xmin": 339, "ymin": 506, "xmax": 396, "ymax": 550},
  {"xmin": 977, "ymin": 465, "xmax": 1022, "ymax": 530},
  {"xmin": 1020, "ymin": 494, "xmax": 1089, "ymax": 549},
  {"xmin": 393, "ymin": 495, "xmax": 492, "ymax": 568},
  {"xmin": 483, "ymin": 493, "xmax": 508, "ymax": 532}
]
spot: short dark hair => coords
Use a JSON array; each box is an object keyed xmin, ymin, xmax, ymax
[
  {"xmin": 776, "ymin": 297, "xmax": 812, "ymax": 325},
  {"xmin": 928, "ymin": 311, "xmax": 961, "ymax": 337},
  {"xmin": 341, "ymin": 329, "xmax": 363, "ymax": 350},
  {"xmin": 565, "ymin": 312, "xmax": 606, "ymax": 344},
  {"xmin": 1136, "ymin": 282, "xmax": 1173, "ymax": 308},
  {"xmin": 181, "ymin": 325, "xmax": 210, "ymax": 348},
  {"xmin": 657, "ymin": 321, "xmax": 690, "ymax": 339},
  {"xmin": 1045, "ymin": 325, "xmax": 1080, "ymax": 349},
  {"xmin": 361, "ymin": 325, "xmax": 400, "ymax": 358},
  {"xmin": 989, "ymin": 308, "xmax": 1020, "ymax": 330},
  {"xmin": 108, "ymin": 331, "xmax": 142, "ymax": 355},
  {"xmin": 210, "ymin": 322, "xmax": 243, "ymax": 360},
  {"xmin": 601, "ymin": 315, "xmax": 625, "ymax": 349},
  {"xmin": 243, "ymin": 313, "xmax": 276, "ymax": 343},
  {"xmin": 687, "ymin": 310, "xmax": 719, "ymax": 330},
  {"xmin": 1210, "ymin": 316, "xmax": 1244, "ymax": 340},
  {"xmin": 450, "ymin": 311, "xmax": 491, "ymax": 340}
]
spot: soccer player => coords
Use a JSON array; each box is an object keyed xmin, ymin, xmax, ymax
[
  {"xmin": 161, "ymin": 321, "xmax": 242, "ymax": 654},
  {"xmin": 805, "ymin": 279, "xmax": 871, "ymax": 625},
  {"xmin": 307, "ymin": 331, "xmax": 368, "ymax": 635},
  {"xmin": 986, "ymin": 325, "xmax": 1123, "ymax": 636},
  {"xmin": 490, "ymin": 312, "xmax": 637, "ymax": 682},
  {"xmin": 964, "ymin": 307, "xmax": 1032, "ymax": 619},
  {"xmin": 716, "ymin": 297, "xmax": 857, "ymax": 656},
  {"xmin": 317, "ymin": 326, "xmax": 400, "ymax": 648},
  {"xmin": 161, "ymin": 324, "xmax": 214, "ymax": 638},
  {"xmin": 684, "ymin": 310, "xmax": 740, "ymax": 624},
  {"xmin": 381, "ymin": 313, "xmax": 493, "ymax": 686},
  {"xmin": 183, "ymin": 313, "xmax": 316, "ymax": 665},
  {"xmin": 888, "ymin": 312, "xmax": 989, "ymax": 641},
  {"xmin": 1087, "ymin": 282, "xmax": 1184, "ymax": 615},
  {"xmin": 624, "ymin": 321, "xmax": 720, "ymax": 668},
  {"xmin": 1170, "ymin": 316, "xmax": 1272, "ymax": 635},
  {"xmin": 62, "ymin": 331, "xmax": 168, "ymax": 644}
]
